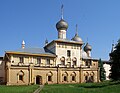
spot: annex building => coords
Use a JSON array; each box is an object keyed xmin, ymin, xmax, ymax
[{"xmin": 0, "ymin": 6, "xmax": 100, "ymax": 85}]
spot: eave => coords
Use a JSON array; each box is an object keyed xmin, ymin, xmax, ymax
[{"xmin": 5, "ymin": 51, "xmax": 56, "ymax": 58}]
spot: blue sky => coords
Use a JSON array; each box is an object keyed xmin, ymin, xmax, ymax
[{"xmin": 0, "ymin": 0, "xmax": 120, "ymax": 60}]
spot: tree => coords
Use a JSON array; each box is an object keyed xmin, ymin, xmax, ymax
[
  {"xmin": 110, "ymin": 39, "xmax": 120, "ymax": 81},
  {"xmin": 98, "ymin": 58, "xmax": 106, "ymax": 81}
]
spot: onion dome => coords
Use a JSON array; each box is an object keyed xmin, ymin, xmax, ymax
[
  {"xmin": 72, "ymin": 24, "xmax": 82, "ymax": 42},
  {"xmin": 56, "ymin": 19, "xmax": 68, "ymax": 30},
  {"xmin": 84, "ymin": 43, "xmax": 92, "ymax": 52},
  {"xmin": 72, "ymin": 34, "xmax": 82, "ymax": 42}
]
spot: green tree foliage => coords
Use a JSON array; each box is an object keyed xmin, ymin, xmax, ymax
[
  {"xmin": 98, "ymin": 59, "xmax": 106, "ymax": 81},
  {"xmin": 110, "ymin": 39, "xmax": 120, "ymax": 81}
]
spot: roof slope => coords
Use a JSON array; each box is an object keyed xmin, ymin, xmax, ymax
[{"xmin": 6, "ymin": 47, "xmax": 56, "ymax": 56}]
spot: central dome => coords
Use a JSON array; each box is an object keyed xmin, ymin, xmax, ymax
[{"xmin": 56, "ymin": 19, "xmax": 68, "ymax": 30}]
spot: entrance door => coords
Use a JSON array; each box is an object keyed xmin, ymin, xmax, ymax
[{"xmin": 36, "ymin": 76, "xmax": 42, "ymax": 85}]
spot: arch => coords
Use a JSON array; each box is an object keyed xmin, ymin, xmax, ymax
[
  {"xmin": 62, "ymin": 72, "xmax": 68, "ymax": 82},
  {"xmin": 47, "ymin": 71, "xmax": 53, "ymax": 76},
  {"xmin": 60, "ymin": 57, "xmax": 65, "ymax": 61},
  {"xmin": 72, "ymin": 57, "xmax": 77, "ymax": 61},
  {"xmin": 60, "ymin": 56, "xmax": 65, "ymax": 65},
  {"xmin": 72, "ymin": 57, "xmax": 77, "ymax": 66},
  {"xmin": 71, "ymin": 72, "xmax": 76, "ymax": 81},
  {"xmin": 17, "ymin": 70, "xmax": 24, "ymax": 82},
  {"xmin": 46, "ymin": 71, "xmax": 53, "ymax": 82},
  {"xmin": 71, "ymin": 72, "xmax": 76, "ymax": 76},
  {"xmin": 36, "ymin": 75, "xmax": 42, "ymax": 85},
  {"xmin": 17, "ymin": 70, "xmax": 24, "ymax": 76},
  {"xmin": 89, "ymin": 72, "xmax": 94, "ymax": 82},
  {"xmin": 84, "ymin": 72, "xmax": 89, "ymax": 83},
  {"xmin": 90, "ymin": 72, "xmax": 94, "ymax": 76},
  {"xmin": 62, "ymin": 72, "xmax": 68, "ymax": 76},
  {"xmin": 84, "ymin": 72, "xmax": 89, "ymax": 76},
  {"xmin": 85, "ymin": 76, "xmax": 88, "ymax": 83}
]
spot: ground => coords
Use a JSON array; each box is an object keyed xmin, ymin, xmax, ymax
[
  {"xmin": 0, "ymin": 81, "xmax": 120, "ymax": 93},
  {"xmin": 0, "ymin": 85, "xmax": 39, "ymax": 93},
  {"xmin": 41, "ymin": 81, "xmax": 120, "ymax": 93}
]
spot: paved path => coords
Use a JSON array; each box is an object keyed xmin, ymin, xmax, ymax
[{"xmin": 33, "ymin": 85, "xmax": 44, "ymax": 93}]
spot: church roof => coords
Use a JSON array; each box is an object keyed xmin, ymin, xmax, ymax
[
  {"xmin": 45, "ymin": 39, "xmax": 83, "ymax": 47},
  {"xmin": 6, "ymin": 47, "xmax": 56, "ymax": 57}
]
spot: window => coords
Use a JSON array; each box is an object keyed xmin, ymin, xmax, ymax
[
  {"xmin": 19, "ymin": 75, "xmax": 23, "ymax": 81},
  {"xmin": 72, "ymin": 76, "xmax": 75, "ymax": 81},
  {"xmin": 19, "ymin": 57, "xmax": 24, "ymax": 63},
  {"xmin": 61, "ymin": 57, "xmax": 65, "ymax": 65},
  {"xmin": 18, "ymin": 71, "xmax": 24, "ymax": 82},
  {"xmin": 85, "ymin": 60, "xmax": 91, "ymax": 66},
  {"xmin": 90, "ymin": 76, "xmax": 94, "ymax": 82},
  {"xmin": 73, "ymin": 61, "xmax": 77, "ymax": 66},
  {"xmin": 86, "ymin": 61, "xmax": 88, "ymax": 66},
  {"xmin": 46, "ymin": 59, "xmax": 50, "ymax": 65},
  {"xmin": 64, "ymin": 76, "xmax": 67, "ymax": 81},
  {"xmin": 85, "ymin": 76, "xmax": 88, "ymax": 82},
  {"xmin": 37, "ymin": 58, "xmax": 41, "ymax": 64},
  {"xmin": 67, "ymin": 50, "xmax": 71, "ymax": 57},
  {"xmin": 48, "ymin": 76, "xmax": 52, "ymax": 81},
  {"xmin": 61, "ymin": 61, "xmax": 65, "ymax": 65}
]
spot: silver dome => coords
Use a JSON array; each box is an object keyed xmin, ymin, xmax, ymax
[
  {"xmin": 56, "ymin": 19, "xmax": 68, "ymax": 30},
  {"xmin": 72, "ymin": 34, "xmax": 82, "ymax": 42},
  {"xmin": 84, "ymin": 43, "xmax": 92, "ymax": 51}
]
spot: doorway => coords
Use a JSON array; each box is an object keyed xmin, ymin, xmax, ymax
[{"xmin": 36, "ymin": 76, "xmax": 42, "ymax": 85}]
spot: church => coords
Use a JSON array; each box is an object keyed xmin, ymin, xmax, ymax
[{"xmin": 0, "ymin": 6, "xmax": 100, "ymax": 85}]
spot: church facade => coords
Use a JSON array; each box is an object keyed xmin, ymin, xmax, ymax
[{"xmin": 0, "ymin": 7, "xmax": 100, "ymax": 85}]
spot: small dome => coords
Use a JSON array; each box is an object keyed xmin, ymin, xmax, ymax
[
  {"xmin": 84, "ymin": 43, "xmax": 92, "ymax": 51},
  {"xmin": 56, "ymin": 19, "xmax": 68, "ymax": 30},
  {"xmin": 72, "ymin": 34, "xmax": 82, "ymax": 42}
]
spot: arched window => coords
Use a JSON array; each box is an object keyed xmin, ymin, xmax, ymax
[
  {"xmin": 89, "ymin": 72, "xmax": 94, "ymax": 82},
  {"xmin": 84, "ymin": 72, "xmax": 89, "ymax": 83},
  {"xmin": 60, "ymin": 57, "xmax": 65, "ymax": 65},
  {"xmin": 62, "ymin": 72, "xmax": 68, "ymax": 82},
  {"xmin": 72, "ymin": 57, "xmax": 77, "ymax": 66},
  {"xmin": 64, "ymin": 76, "xmax": 67, "ymax": 81},
  {"xmin": 17, "ymin": 70, "xmax": 24, "ymax": 82},
  {"xmin": 72, "ymin": 76, "xmax": 75, "ymax": 81},
  {"xmin": 47, "ymin": 72, "xmax": 53, "ymax": 82},
  {"xmin": 71, "ymin": 72, "xmax": 76, "ymax": 81},
  {"xmin": 48, "ymin": 76, "xmax": 52, "ymax": 81},
  {"xmin": 19, "ymin": 75, "xmax": 23, "ymax": 81},
  {"xmin": 85, "ymin": 76, "xmax": 88, "ymax": 82}
]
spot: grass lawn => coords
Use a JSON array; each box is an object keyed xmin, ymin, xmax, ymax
[
  {"xmin": 0, "ymin": 85, "xmax": 39, "ymax": 93},
  {"xmin": 41, "ymin": 81, "xmax": 120, "ymax": 93}
]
